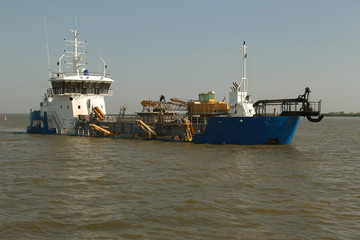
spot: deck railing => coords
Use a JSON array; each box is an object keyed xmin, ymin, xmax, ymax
[
  {"xmin": 51, "ymin": 72, "xmax": 111, "ymax": 78},
  {"xmin": 105, "ymin": 113, "xmax": 210, "ymax": 126},
  {"xmin": 255, "ymin": 100, "xmax": 322, "ymax": 117}
]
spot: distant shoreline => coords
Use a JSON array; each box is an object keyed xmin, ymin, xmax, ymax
[{"xmin": 323, "ymin": 113, "xmax": 360, "ymax": 117}]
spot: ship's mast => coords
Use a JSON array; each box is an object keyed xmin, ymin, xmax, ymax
[
  {"xmin": 73, "ymin": 29, "xmax": 78, "ymax": 73},
  {"xmin": 240, "ymin": 41, "xmax": 248, "ymax": 93},
  {"xmin": 63, "ymin": 28, "xmax": 87, "ymax": 75}
]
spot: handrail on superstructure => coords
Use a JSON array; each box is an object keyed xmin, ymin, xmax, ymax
[{"xmin": 51, "ymin": 72, "xmax": 111, "ymax": 78}]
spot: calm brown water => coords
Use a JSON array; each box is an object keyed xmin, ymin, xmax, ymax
[{"xmin": 0, "ymin": 114, "xmax": 359, "ymax": 239}]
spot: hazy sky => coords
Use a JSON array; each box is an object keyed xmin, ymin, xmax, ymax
[{"xmin": 1, "ymin": 0, "xmax": 359, "ymax": 113}]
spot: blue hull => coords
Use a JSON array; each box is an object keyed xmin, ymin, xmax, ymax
[
  {"xmin": 26, "ymin": 111, "xmax": 56, "ymax": 134},
  {"xmin": 192, "ymin": 116, "xmax": 300, "ymax": 145},
  {"xmin": 26, "ymin": 111, "xmax": 300, "ymax": 145}
]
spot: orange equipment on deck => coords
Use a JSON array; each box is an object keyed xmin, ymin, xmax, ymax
[
  {"xmin": 137, "ymin": 120, "xmax": 157, "ymax": 139},
  {"xmin": 181, "ymin": 119, "xmax": 194, "ymax": 141},
  {"xmin": 187, "ymin": 91, "xmax": 229, "ymax": 116},
  {"xmin": 90, "ymin": 124, "xmax": 113, "ymax": 136},
  {"xmin": 93, "ymin": 106, "xmax": 105, "ymax": 121}
]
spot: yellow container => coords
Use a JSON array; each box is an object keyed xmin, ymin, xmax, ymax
[{"xmin": 188, "ymin": 91, "xmax": 229, "ymax": 115}]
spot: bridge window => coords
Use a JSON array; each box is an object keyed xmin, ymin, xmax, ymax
[{"xmin": 51, "ymin": 80, "xmax": 111, "ymax": 95}]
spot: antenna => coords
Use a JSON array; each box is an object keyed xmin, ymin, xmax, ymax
[
  {"xmin": 44, "ymin": 17, "xmax": 51, "ymax": 77},
  {"xmin": 100, "ymin": 57, "xmax": 107, "ymax": 76},
  {"xmin": 242, "ymin": 41, "xmax": 247, "ymax": 80}
]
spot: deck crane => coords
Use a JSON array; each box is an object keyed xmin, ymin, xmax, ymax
[{"xmin": 141, "ymin": 95, "xmax": 189, "ymax": 112}]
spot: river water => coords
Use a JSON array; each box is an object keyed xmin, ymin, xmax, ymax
[{"xmin": 0, "ymin": 114, "xmax": 359, "ymax": 239}]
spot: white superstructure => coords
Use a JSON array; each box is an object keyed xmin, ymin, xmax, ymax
[
  {"xmin": 228, "ymin": 41, "xmax": 255, "ymax": 117},
  {"xmin": 39, "ymin": 28, "xmax": 113, "ymax": 134}
]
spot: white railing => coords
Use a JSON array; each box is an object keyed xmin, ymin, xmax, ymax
[
  {"xmin": 112, "ymin": 113, "xmax": 211, "ymax": 126},
  {"xmin": 51, "ymin": 72, "xmax": 111, "ymax": 78}
]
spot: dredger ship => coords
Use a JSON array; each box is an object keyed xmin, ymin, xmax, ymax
[{"xmin": 27, "ymin": 28, "xmax": 323, "ymax": 145}]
